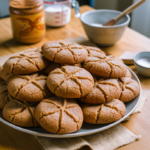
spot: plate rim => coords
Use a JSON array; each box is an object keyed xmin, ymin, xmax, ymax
[{"xmin": 0, "ymin": 66, "xmax": 142, "ymax": 138}]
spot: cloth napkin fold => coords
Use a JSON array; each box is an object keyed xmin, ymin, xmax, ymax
[
  {"xmin": 35, "ymin": 95, "xmax": 146, "ymax": 150},
  {"xmin": 36, "ymin": 124, "xmax": 141, "ymax": 150}
]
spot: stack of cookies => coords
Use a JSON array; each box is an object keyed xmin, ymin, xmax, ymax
[{"xmin": 0, "ymin": 40, "xmax": 140, "ymax": 135}]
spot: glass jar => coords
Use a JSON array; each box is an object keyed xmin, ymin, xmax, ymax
[{"xmin": 9, "ymin": 0, "xmax": 45, "ymax": 44}]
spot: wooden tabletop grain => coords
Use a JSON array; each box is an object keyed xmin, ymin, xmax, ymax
[{"xmin": 0, "ymin": 5, "xmax": 150, "ymax": 150}]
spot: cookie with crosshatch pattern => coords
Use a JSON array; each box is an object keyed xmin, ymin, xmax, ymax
[
  {"xmin": 3, "ymin": 51, "xmax": 49, "ymax": 75},
  {"xmin": 82, "ymin": 99, "xmax": 126, "ymax": 124},
  {"xmin": 47, "ymin": 66, "xmax": 94, "ymax": 98},
  {"xmin": 42, "ymin": 40, "xmax": 88, "ymax": 64},
  {"xmin": 3, "ymin": 95, "xmax": 39, "ymax": 127},
  {"xmin": 35, "ymin": 97, "xmax": 83, "ymax": 134},
  {"xmin": 7, "ymin": 73, "xmax": 53, "ymax": 102}
]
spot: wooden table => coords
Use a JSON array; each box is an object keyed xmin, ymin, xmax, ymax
[{"xmin": 0, "ymin": 5, "xmax": 150, "ymax": 150}]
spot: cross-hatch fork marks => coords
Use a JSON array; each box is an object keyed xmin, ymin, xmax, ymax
[
  {"xmin": 98, "ymin": 81, "xmax": 120, "ymax": 91},
  {"xmin": 96, "ymin": 105, "xmax": 103, "ymax": 124},
  {"xmin": 118, "ymin": 79, "xmax": 136, "ymax": 97},
  {"xmin": 86, "ymin": 47, "xmax": 105, "ymax": 56},
  {"xmin": 56, "ymin": 99, "xmax": 67, "ymax": 133},
  {"xmin": 10, "ymin": 100, "xmax": 35, "ymax": 125},
  {"xmin": 15, "ymin": 75, "xmax": 47, "ymax": 97},
  {"xmin": 52, "ymin": 41, "xmax": 83, "ymax": 63},
  {"xmin": 53, "ymin": 68, "xmax": 84, "ymax": 94},
  {"xmin": 41, "ymin": 99, "xmax": 79, "ymax": 133},
  {"xmin": 104, "ymin": 104, "xmax": 123, "ymax": 117},
  {"xmin": 28, "ymin": 106, "xmax": 36, "ymax": 126},
  {"xmin": 96, "ymin": 84, "xmax": 107, "ymax": 102},
  {"xmin": 9, "ymin": 55, "xmax": 40, "ymax": 72}
]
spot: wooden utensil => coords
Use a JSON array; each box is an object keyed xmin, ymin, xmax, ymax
[{"xmin": 103, "ymin": 0, "xmax": 146, "ymax": 26}]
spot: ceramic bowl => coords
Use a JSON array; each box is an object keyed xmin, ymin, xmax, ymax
[
  {"xmin": 134, "ymin": 51, "xmax": 150, "ymax": 77},
  {"xmin": 80, "ymin": 9, "xmax": 130, "ymax": 46}
]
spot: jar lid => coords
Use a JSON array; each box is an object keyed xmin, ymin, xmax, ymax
[{"xmin": 9, "ymin": 0, "xmax": 43, "ymax": 9}]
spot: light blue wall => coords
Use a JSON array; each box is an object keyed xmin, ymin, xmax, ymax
[{"xmin": 0, "ymin": 0, "xmax": 10, "ymax": 18}]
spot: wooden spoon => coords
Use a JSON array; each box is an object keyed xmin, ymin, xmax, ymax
[{"xmin": 103, "ymin": 0, "xmax": 146, "ymax": 26}]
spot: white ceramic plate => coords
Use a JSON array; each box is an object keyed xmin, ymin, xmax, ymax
[{"xmin": 0, "ymin": 67, "xmax": 141, "ymax": 138}]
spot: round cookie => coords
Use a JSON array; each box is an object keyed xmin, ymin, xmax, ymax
[
  {"xmin": 84, "ymin": 46, "xmax": 106, "ymax": 57},
  {"xmin": 44, "ymin": 61, "xmax": 82, "ymax": 74},
  {"xmin": 3, "ymin": 96, "xmax": 39, "ymax": 127},
  {"xmin": 7, "ymin": 73, "xmax": 53, "ymax": 102},
  {"xmin": 82, "ymin": 99, "xmax": 126, "ymax": 124},
  {"xmin": 35, "ymin": 97, "xmax": 83, "ymax": 134},
  {"xmin": 47, "ymin": 66, "xmax": 94, "ymax": 98},
  {"xmin": 0, "ymin": 65, "xmax": 14, "ymax": 82},
  {"xmin": 0, "ymin": 79, "xmax": 9, "ymax": 109},
  {"xmin": 3, "ymin": 51, "xmax": 49, "ymax": 74},
  {"xmin": 42, "ymin": 40, "xmax": 88, "ymax": 64},
  {"xmin": 119, "ymin": 77, "xmax": 140, "ymax": 103},
  {"xmin": 80, "ymin": 77, "xmax": 140, "ymax": 104},
  {"xmin": 79, "ymin": 78, "xmax": 121, "ymax": 104},
  {"xmin": 83, "ymin": 55, "xmax": 127, "ymax": 78}
]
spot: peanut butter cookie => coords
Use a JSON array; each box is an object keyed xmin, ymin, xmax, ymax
[
  {"xmin": 47, "ymin": 66, "xmax": 94, "ymax": 98},
  {"xmin": 3, "ymin": 96, "xmax": 39, "ymax": 127},
  {"xmin": 84, "ymin": 46, "xmax": 106, "ymax": 57},
  {"xmin": 79, "ymin": 78, "xmax": 121, "ymax": 104},
  {"xmin": 7, "ymin": 73, "xmax": 53, "ymax": 102},
  {"xmin": 82, "ymin": 99, "xmax": 126, "ymax": 124},
  {"xmin": 42, "ymin": 40, "xmax": 88, "ymax": 64},
  {"xmin": 0, "ymin": 79, "xmax": 9, "ymax": 109},
  {"xmin": 35, "ymin": 97, "xmax": 83, "ymax": 134},
  {"xmin": 3, "ymin": 51, "xmax": 48, "ymax": 74},
  {"xmin": 119, "ymin": 77, "xmax": 140, "ymax": 103},
  {"xmin": 0, "ymin": 65, "xmax": 14, "ymax": 82},
  {"xmin": 83, "ymin": 55, "xmax": 127, "ymax": 78}
]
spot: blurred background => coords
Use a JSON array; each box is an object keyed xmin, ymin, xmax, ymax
[{"xmin": 0, "ymin": 0, "xmax": 150, "ymax": 38}]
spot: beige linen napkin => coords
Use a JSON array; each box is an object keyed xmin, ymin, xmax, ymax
[{"xmin": 36, "ymin": 124, "xmax": 141, "ymax": 150}]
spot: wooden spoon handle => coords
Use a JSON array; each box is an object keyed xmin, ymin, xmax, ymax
[{"xmin": 114, "ymin": 0, "xmax": 146, "ymax": 23}]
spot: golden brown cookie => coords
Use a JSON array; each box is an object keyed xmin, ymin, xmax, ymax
[
  {"xmin": 3, "ymin": 96, "xmax": 39, "ymax": 127},
  {"xmin": 119, "ymin": 77, "xmax": 140, "ymax": 103},
  {"xmin": 3, "ymin": 51, "xmax": 48, "ymax": 74},
  {"xmin": 84, "ymin": 46, "xmax": 106, "ymax": 57},
  {"xmin": 109, "ymin": 57, "xmax": 132, "ymax": 78},
  {"xmin": 125, "ymin": 69, "xmax": 132, "ymax": 78},
  {"xmin": 83, "ymin": 55, "xmax": 127, "ymax": 78},
  {"xmin": 79, "ymin": 77, "xmax": 140, "ymax": 104},
  {"xmin": 47, "ymin": 66, "xmax": 94, "ymax": 98},
  {"xmin": 0, "ymin": 79, "xmax": 9, "ymax": 109},
  {"xmin": 35, "ymin": 97, "xmax": 83, "ymax": 134},
  {"xmin": 44, "ymin": 61, "xmax": 82, "ymax": 74},
  {"xmin": 42, "ymin": 40, "xmax": 88, "ymax": 64},
  {"xmin": 7, "ymin": 73, "xmax": 53, "ymax": 102},
  {"xmin": 79, "ymin": 78, "xmax": 121, "ymax": 104},
  {"xmin": 82, "ymin": 99, "xmax": 126, "ymax": 124},
  {"xmin": 0, "ymin": 65, "xmax": 14, "ymax": 82}
]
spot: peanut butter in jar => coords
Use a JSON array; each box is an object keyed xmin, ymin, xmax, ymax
[{"xmin": 9, "ymin": 0, "xmax": 45, "ymax": 44}]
